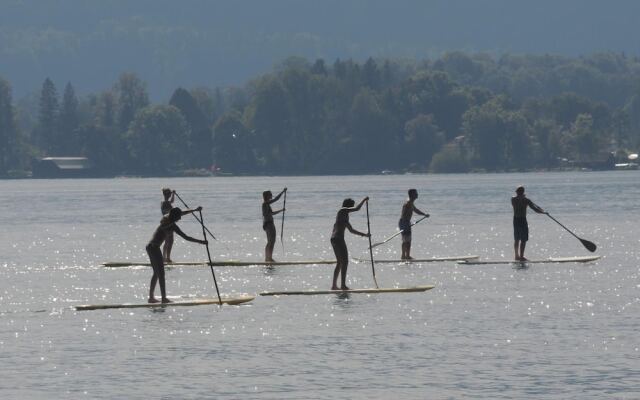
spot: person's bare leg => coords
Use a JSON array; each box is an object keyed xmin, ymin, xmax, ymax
[
  {"xmin": 158, "ymin": 270, "xmax": 172, "ymax": 303},
  {"xmin": 332, "ymin": 262, "xmax": 341, "ymax": 290},
  {"xmin": 149, "ymin": 274, "xmax": 159, "ymax": 303},
  {"xmin": 514, "ymin": 241, "xmax": 520, "ymax": 260},
  {"xmin": 519, "ymin": 241, "xmax": 527, "ymax": 261},
  {"xmin": 401, "ymin": 242, "xmax": 409, "ymax": 259},
  {"xmin": 340, "ymin": 262, "xmax": 350, "ymax": 290},
  {"xmin": 163, "ymin": 235, "xmax": 174, "ymax": 263}
]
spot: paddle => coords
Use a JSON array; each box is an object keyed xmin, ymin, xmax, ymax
[
  {"xmin": 280, "ymin": 188, "xmax": 287, "ymax": 254},
  {"xmin": 198, "ymin": 210, "xmax": 222, "ymax": 305},
  {"xmin": 365, "ymin": 200, "xmax": 379, "ymax": 288},
  {"xmin": 544, "ymin": 211, "xmax": 597, "ymax": 252},
  {"xmin": 173, "ymin": 191, "xmax": 219, "ymax": 241},
  {"xmin": 370, "ymin": 215, "xmax": 429, "ymax": 249}
]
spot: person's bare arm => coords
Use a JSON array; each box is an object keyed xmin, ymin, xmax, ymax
[
  {"xmin": 528, "ymin": 199, "xmax": 545, "ymax": 214},
  {"xmin": 347, "ymin": 197, "xmax": 369, "ymax": 213},
  {"xmin": 346, "ymin": 221, "xmax": 370, "ymax": 237},
  {"xmin": 412, "ymin": 204, "xmax": 429, "ymax": 217},
  {"xmin": 173, "ymin": 225, "xmax": 207, "ymax": 244},
  {"xmin": 181, "ymin": 206, "xmax": 203, "ymax": 216},
  {"xmin": 268, "ymin": 187, "xmax": 287, "ymax": 205}
]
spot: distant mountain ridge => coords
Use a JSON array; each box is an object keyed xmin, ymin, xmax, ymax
[{"xmin": 2, "ymin": 0, "xmax": 640, "ymax": 98}]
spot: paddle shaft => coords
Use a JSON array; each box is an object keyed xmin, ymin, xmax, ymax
[
  {"xmin": 532, "ymin": 202, "xmax": 596, "ymax": 252},
  {"xmin": 280, "ymin": 190, "xmax": 286, "ymax": 253},
  {"xmin": 365, "ymin": 200, "xmax": 379, "ymax": 288},
  {"xmin": 371, "ymin": 215, "xmax": 428, "ymax": 248},
  {"xmin": 174, "ymin": 191, "xmax": 218, "ymax": 240},
  {"xmin": 198, "ymin": 210, "xmax": 222, "ymax": 304},
  {"xmin": 544, "ymin": 212, "xmax": 596, "ymax": 252}
]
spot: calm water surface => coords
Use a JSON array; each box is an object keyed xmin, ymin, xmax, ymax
[{"xmin": 0, "ymin": 172, "xmax": 639, "ymax": 399}]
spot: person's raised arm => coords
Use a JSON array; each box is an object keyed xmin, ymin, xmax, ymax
[
  {"xmin": 268, "ymin": 187, "xmax": 287, "ymax": 204},
  {"xmin": 346, "ymin": 221, "xmax": 370, "ymax": 237},
  {"xmin": 169, "ymin": 190, "xmax": 175, "ymax": 204},
  {"xmin": 173, "ymin": 225, "xmax": 207, "ymax": 245},
  {"xmin": 348, "ymin": 197, "xmax": 369, "ymax": 212}
]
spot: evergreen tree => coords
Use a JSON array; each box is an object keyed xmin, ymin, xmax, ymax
[
  {"xmin": 114, "ymin": 73, "xmax": 149, "ymax": 132},
  {"xmin": 58, "ymin": 82, "xmax": 80, "ymax": 154},
  {"xmin": 0, "ymin": 78, "xmax": 19, "ymax": 175},
  {"xmin": 36, "ymin": 78, "xmax": 59, "ymax": 155}
]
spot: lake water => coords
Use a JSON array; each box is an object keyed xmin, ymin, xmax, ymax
[{"xmin": 0, "ymin": 172, "xmax": 639, "ymax": 399}]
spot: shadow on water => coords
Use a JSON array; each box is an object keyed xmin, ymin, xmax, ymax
[
  {"xmin": 332, "ymin": 292, "xmax": 352, "ymax": 308},
  {"xmin": 262, "ymin": 265, "xmax": 279, "ymax": 277},
  {"xmin": 512, "ymin": 262, "xmax": 530, "ymax": 271}
]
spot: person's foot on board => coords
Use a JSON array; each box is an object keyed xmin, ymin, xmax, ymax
[
  {"xmin": 148, "ymin": 297, "xmax": 160, "ymax": 303},
  {"xmin": 161, "ymin": 297, "xmax": 173, "ymax": 304},
  {"xmin": 331, "ymin": 286, "xmax": 339, "ymax": 290},
  {"xmin": 340, "ymin": 286, "xmax": 350, "ymax": 290}
]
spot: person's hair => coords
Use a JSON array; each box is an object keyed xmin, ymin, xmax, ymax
[
  {"xmin": 162, "ymin": 188, "xmax": 172, "ymax": 199},
  {"xmin": 262, "ymin": 191, "xmax": 272, "ymax": 201},
  {"xmin": 169, "ymin": 207, "xmax": 182, "ymax": 221},
  {"xmin": 408, "ymin": 188, "xmax": 418, "ymax": 197},
  {"xmin": 342, "ymin": 198, "xmax": 355, "ymax": 208},
  {"xmin": 516, "ymin": 186, "xmax": 525, "ymax": 194}
]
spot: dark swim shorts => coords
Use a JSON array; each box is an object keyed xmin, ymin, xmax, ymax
[{"xmin": 513, "ymin": 217, "xmax": 529, "ymax": 242}]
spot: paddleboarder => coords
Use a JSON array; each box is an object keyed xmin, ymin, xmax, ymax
[
  {"xmin": 399, "ymin": 189, "xmax": 429, "ymax": 260},
  {"xmin": 512, "ymin": 186, "xmax": 545, "ymax": 261},
  {"xmin": 161, "ymin": 188, "xmax": 175, "ymax": 262},
  {"xmin": 262, "ymin": 188, "xmax": 287, "ymax": 262},
  {"xmin": 147, "ymin": 207, "xmax": 208, "ymax": 303},
  {"xmin": 331, "ymin": 197, "xmax": 370, "ymax": 290}
]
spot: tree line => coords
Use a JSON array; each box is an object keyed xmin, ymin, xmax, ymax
[{"xmin": 1, "ymin": 52, "xmax": 640, "ymax": 177}]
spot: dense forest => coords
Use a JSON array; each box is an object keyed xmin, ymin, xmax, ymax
[{"xmin": 1, "ymin": 52, "xmax": 640, "ymax": 177}]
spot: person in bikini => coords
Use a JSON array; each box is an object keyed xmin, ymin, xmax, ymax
[
  {"xmin": 330, "ymin": 197, "xmax": 370, "ymax": 290},
  {"xmin": 161, "ymin": 188, "xmax": 175, "ymax": 262},
  {"xmin": 262, "ymin": 188, "xmax": 287, "ymax": 262},
  {"xmin": 399, "ymin": 189, "xmax": 429, "ymax": 260},
  {"xmin": 146, "ymin": 207, "xmax": 207, "ymax": 303},
  {"xmin": 511, "ymin": 186, "xmax": 545, "ymax": 261}
]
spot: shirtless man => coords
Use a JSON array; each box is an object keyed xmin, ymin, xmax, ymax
[
  {"xmin": 161, "ymin": 188, "xmax": 175, "ymax": 262},
  {"xmin": 511, "ymin": 186, "xmax": 545, "ymax": 261},
  {"xmin": 399, "ymin": 189, "xmax": 429, "ymax": 260},
  {"xmin": 262, "ymin": 188, "xmax": 287, "ymax": 262},
  {"xmin": 146, "ymin": 207, "xmax": 207, "ymax": 303},
  {"xmin": 330, "ymin": 197, "xmax": 370, "ymax": 290}
]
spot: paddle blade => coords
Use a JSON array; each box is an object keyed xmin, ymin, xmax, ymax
[{"xmin": 581, "ymin": 239, "xmax": 597, "ymax": 252}]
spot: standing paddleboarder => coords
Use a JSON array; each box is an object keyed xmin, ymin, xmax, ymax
[
  {"xmin": 399, "ymin": 189, "xmax": 429, "ymax": 260},
  {"xmin": 511, "ymin": 186, "xmax": 545, "ymax": 261},
  {"xmin": 146, "ymin": 207, "xmax": 208, "ymax": 303},
  {"xmin": 330, "ymin": 197, "xmax": 370, "ymax": 290},
  {"xmin": 161, "ymin": 188, "xmax": 175, "ymax": 262},
  {"xmin": 262, "ymin": 188, "xmax": 287, "ymax": 262}
]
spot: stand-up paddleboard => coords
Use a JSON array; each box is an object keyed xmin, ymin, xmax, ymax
[
  {"xmin": 353, "ymin": 255, "xmax": 479, "ymax": 264},
  {"xmin": 102, "ymin": 260, "xmax": 336, "ymax": 268},
  {"xmin": 260, "ymin": 285, "xmax": 435, "ymax": 296},
  {"xmin": 74, "ymin": 295, "xmax": 255, "ymax": 311},
  {"xmin": 458, "ymin": 255, "xmax": 601, "ymax": 265}
]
